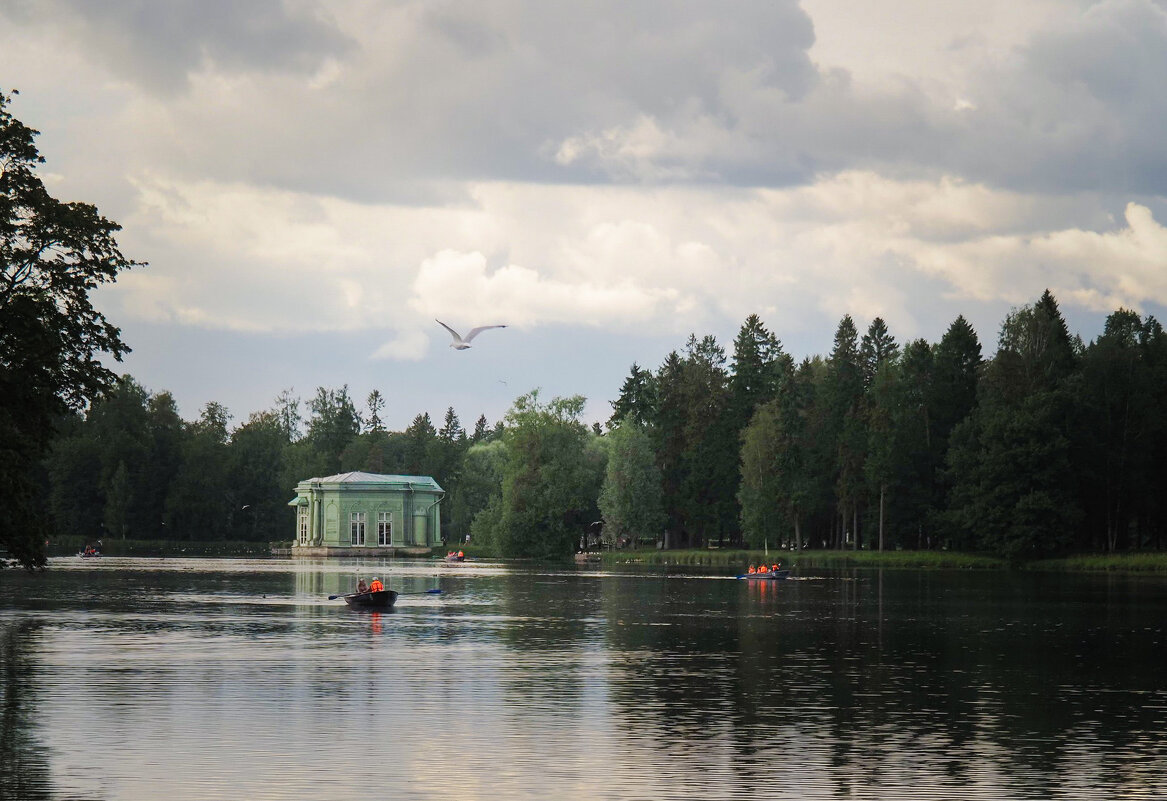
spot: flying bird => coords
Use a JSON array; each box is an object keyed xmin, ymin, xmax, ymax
[{"xmin": 436, "ymin": 319, "xmax": 507, "ymax": 350}]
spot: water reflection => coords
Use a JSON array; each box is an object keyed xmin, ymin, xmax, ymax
[
  {"xmin": 0, "ymin": 620, "xmax": 57, "ymax": 801},
  {"xmin": 0, "ymin": 559, "xmax": 1164, "ymax": 800}
]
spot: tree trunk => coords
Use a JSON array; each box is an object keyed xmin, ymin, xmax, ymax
[{"xmin": 879, "ymin": 484, "xmax": 885, "ymax": 552}]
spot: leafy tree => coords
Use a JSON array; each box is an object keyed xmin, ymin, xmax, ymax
[
  {"xmin": 1, "ymin": 91, "xmax": 140, "ymax": 567},
  {"xmin": 140, "ymin": 391, "xmax": 186, "ymax": 538},
  {"xmin": 451, "ymin": 439, "xmax": 507, "ymax": 545},
  {"xmin": 85, "ymin": 376, "xmax": 151, "ymax": 535},
  {"xmin": 598, "ymin": 421, "xmax": 664, "ymax": 547},
  {"xmin": 103, "ymin": 462, "xmax": 132, "ymax": 539},
  {"xmin": 491, "ymin": 392, "xmax": 605, "ymax": 558},
  {"xmin": 739, "ymin": 400, "xmax": 786, "ymax": 549},
  {"xmin": 229, "ymin": 410, "xmax": 289, "ymax": 541},
  {"xmin": 165, "ymin": 402, "xmax": 234, "ymax": 541},
  {"xmin": 305, "ymin": 386, "xmax": 360, "ymax": 473},
  {"xmin": 46, "ymin": 421, "xmax": 105, "ymax": 541}
]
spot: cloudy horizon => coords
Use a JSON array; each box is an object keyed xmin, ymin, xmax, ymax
[{"xmin": 3, "ymin": 0, "xmax": 1164, "ymax": 429}]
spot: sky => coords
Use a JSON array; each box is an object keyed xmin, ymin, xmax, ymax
[{"xmin": 3, "ymin": 0, "xmax": 1166, "ymax": 431}]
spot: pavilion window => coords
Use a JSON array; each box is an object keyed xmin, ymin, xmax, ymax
[
  {"xmin": 377, "ymin": 512, "xmax": 392, "ymax": 546},
  {"xmin": 350, "ymin": 512, "xmax": 366, "ymax": 546},
  {"xmin": 298, "ymin": 509, "xmax": 309, "ymax": 545}
]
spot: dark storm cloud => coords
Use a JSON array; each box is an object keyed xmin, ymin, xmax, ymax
[{"xmin": 0, "ymin": 0, "xmax": 353, "ymax": 93}]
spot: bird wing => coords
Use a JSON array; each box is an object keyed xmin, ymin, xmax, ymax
[
  {"xmin": 435, "ymin": 319, "xmax": 464, "ymax": 342},
  {"xmin": 463, "ymin": 324, "xmax": 507, "ymax": 343}
]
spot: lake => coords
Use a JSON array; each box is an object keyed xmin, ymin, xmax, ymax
[{"xmin": 1, "ymin": 558, "xmax": 1165, "ymax": 800}]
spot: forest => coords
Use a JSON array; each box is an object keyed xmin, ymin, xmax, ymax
[{"xmin": 33, "ymin": 291, "xmax": 1167, "ymax": 561}]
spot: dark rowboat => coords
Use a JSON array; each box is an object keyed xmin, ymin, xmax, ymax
[
  {"xmin": 343, "ymin": 590, "xmax": 398, "ymax": 609},
  {"xmin": 736, "ymin": 570, "xmax": 791, "ymax": 581}
]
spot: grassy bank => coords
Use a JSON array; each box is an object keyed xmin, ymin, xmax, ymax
[
  {"xmin": 50, "ymin": 537, "xmax": 274, "ymax": 558},
  {"xmin": 1025, "ymin": 553, "xmax": 1167, "ymax": 573},
  {"xmin": 602, "ymin": 548, "xmax": 1167, "ymax": 572},
  {"xmin": 598, "ymin": 548, "xmax": 1007, "ymax": 570}
]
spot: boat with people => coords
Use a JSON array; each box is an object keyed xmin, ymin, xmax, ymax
[
  {"xmin": 445, "ymin": 550, "xmax": 465, "ymax": 562},
  {"xmin": 737, "ymin": 569, "xmax": 790, "ymax": 580},
  {"xmin": 341, "ymin": 589, "xmax": 398, "ymax": 609},
  {"xmin": 736, "ymin": 563, "xmax": 791, "ymax": 580}
]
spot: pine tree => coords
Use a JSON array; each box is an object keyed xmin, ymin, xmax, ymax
[
  {"xmin": 860, "ymin": 317, "xmax": 899, "ymax": 388},
  {"xmin": 365, "ymin": 390, "xmax": 386, "ymax": 433},
  {"xmin": 946, "ymin": 293, "xmax": 1081, "ymax": 557},
  {"xmin": 609, "ymin": 363, "xmax": 658, "ymax": 428}
]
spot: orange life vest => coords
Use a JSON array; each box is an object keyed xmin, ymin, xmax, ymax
[
  {"xmin": 369, "ymin": 579, "xmax": 384, "ymax": 592},
  {"xmin": 747, "ymin": 566, "xmax": 756, "ymax": 574}
]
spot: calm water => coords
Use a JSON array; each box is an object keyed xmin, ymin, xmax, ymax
[{"xmin": 1, "ymin": 558, "xmax": 1165, "ymax": 801}]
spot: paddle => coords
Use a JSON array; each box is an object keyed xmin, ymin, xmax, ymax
[{"xmin": 328, "ymin": 588, "xmax": 442, "ymax": 600}]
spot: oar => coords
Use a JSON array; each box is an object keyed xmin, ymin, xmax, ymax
[{"xmin": 328, "ymin": 588, "xmax": 442, "ymax": 600}]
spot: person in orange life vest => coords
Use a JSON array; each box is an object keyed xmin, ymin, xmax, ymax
[
  {"xmin": 747, "ymin": 565, "xmax": 756, "ymax": 574},
  {"xmin": 772, "ymin": 564, "xmax": 780, "ymax": 572},
  {"xmin": 369, "ymin": 578, "xmax": 385, "ymax": 592},
  {"xmin": 758, "ymin": 564, "xmax": 769, "ymax": 573},
  {"xmin": 357, "ymin": 578, "xmax": 369, "ymax": 594},
  {"xmin": 457, "ymin": 551, "xmax": 464, "ymax": 559}
]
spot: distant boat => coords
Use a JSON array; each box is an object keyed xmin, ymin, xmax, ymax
[
  {"xmin": 78, "ymin": 551, "xmax": 101, "ymax": 558},
  {"xmin": 736, "ymin": 570, "xmax": 790, "ymax": 581},
  {"xmin": 343, "ymin": 590, "xmax": 397, "ymax": 609}
]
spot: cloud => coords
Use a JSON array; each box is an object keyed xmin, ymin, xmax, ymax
[
  {"xmin": 95, "ymin": 168, "xmax": 1166, "ymax": 364},
  {"xmin": 0, "ymin": 0, "xmax": 353, "ymax": 95},
  {"xmin": 6, "ymin": 0, "xmax": 1165, "ymax": 204},
  {"xmin": 408, "ymin": 249, "xmax": 680, "ymax": 328},
  {"xmin": 371, "ymin": 330, "xmax": 429, "ymax": 361}
]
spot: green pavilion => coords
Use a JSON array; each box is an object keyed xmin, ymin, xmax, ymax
[{"xmin": 288, "ymin": 471, "xmax": 444, "ymax": 556}]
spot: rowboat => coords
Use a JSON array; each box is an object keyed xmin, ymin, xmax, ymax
[
  {"xmin": 736, "ymin": 570, "xmax": 791, "ymax": 580},
  {"xmin": 342, "ymin": 590, "xmax": 398, "ymax": 609}
]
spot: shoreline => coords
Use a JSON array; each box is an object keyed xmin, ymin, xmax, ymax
[{"xmin": 591, "ymin": 548, "xmax": 1167, "ymax": 573}]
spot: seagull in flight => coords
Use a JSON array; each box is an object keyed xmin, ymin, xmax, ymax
[{"xmin": 436, "ymin": 319, "xmax": 507, "ymax": 350}]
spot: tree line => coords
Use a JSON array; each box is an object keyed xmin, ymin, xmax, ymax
[
  {"xmin": 604, "ymin": 295, "xmax": 1167, "ymax": 559},
  {"xmin": 43, "ymin": 381, "xmax": 504, "ymax": 547},
  {"xmin": 30, "ymin": 290, "xmax": 1167, "ymax": 562}
]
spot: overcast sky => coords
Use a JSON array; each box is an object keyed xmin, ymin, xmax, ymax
[{"xmin": 3, "ymin": 0, "xmax": 1165, "ymax": 430}]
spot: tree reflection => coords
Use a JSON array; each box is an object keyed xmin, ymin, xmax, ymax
[{"xmin": 0, "ymin": 620, "xmax": 56, "ymax": 801}]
